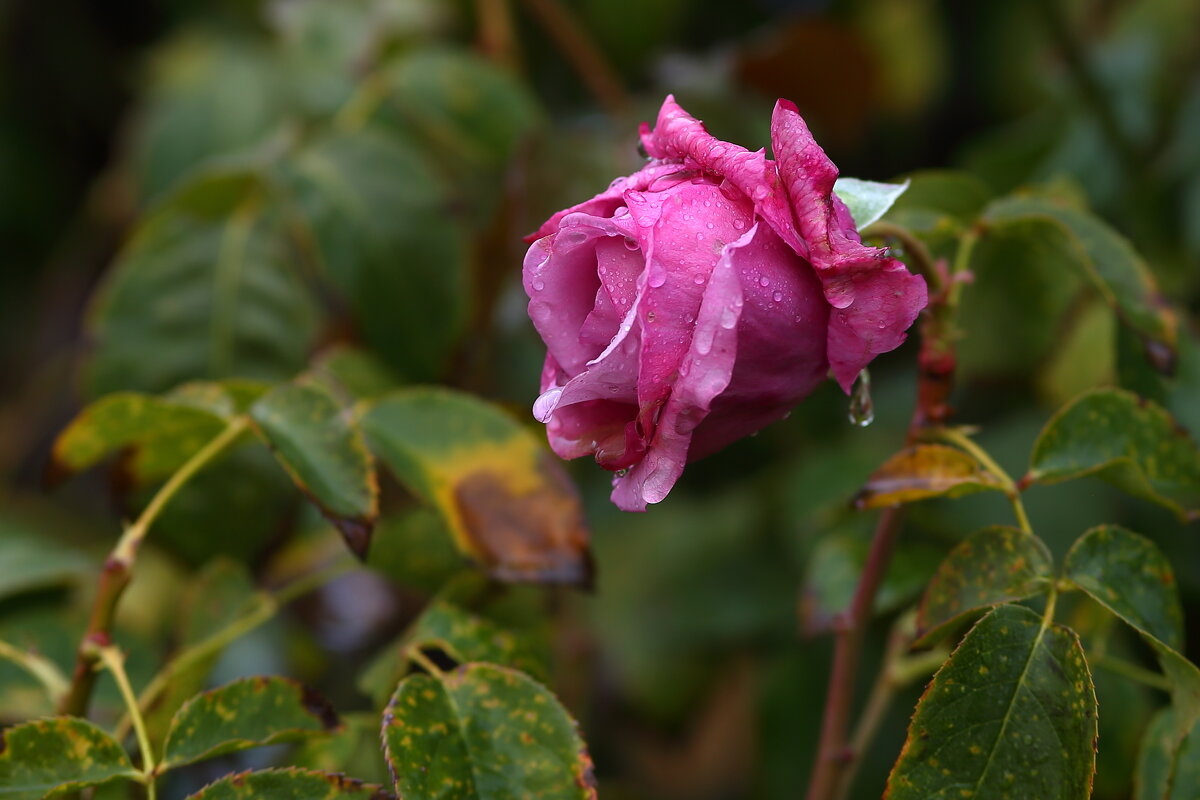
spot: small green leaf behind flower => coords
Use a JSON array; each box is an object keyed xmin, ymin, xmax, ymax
[
  {"xmin": 382, "ymin": 663, "xmax": 596, "ymax": 800},
  {"xmin": 161, "ymin": 676, "xmax": 341, "ymax": 771},
  {"xmin": 916, "ymin": 526, "xmax": 1055, "ymax": 646},
  {"xmin": 833, "ymin": 177, "xmax": 909, "ymax": 230},
  {"xmin": 1028, "ymin": 389, "xmax": 1200, "ymax": 522},
  {"xmin": 0, "ymin": 717, "xmax": 140, "ymax": 800},
  {"xmin": 887, "ymin": 604, "xmax": 1097, "ymax": 800}
]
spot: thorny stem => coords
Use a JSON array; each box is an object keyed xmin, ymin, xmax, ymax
[
  {"xmin": 93, "ymin": 644, "xmax": 156, "ymax": 799},
  {"xmin": 59, "ymin": 418, "xmax": 249, "ymax": 718},
  {"xmin": 806, "ymin": 221, "xmax": 973, "ymax": 800}
]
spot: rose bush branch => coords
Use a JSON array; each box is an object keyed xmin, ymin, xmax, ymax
[{"xmin": 59, "ymin": 417, "xmax": 249, "ymax": 717}]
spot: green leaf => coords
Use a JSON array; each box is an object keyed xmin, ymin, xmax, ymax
[
  {"xmin": 161, "ymin": 676, "xmax": 341, "ymax": 770},
  {"xmin": 183, "ymin": 768, "xmax": 392, "ymax": 800},
  {"xmin": 308, "ymin": 346, "xmax": 405, "ymax": 402},
  {"xmin": 0, "ymin": 522, "xmax": 91, "ymax": 601},
  {"xmin": 250, "ymin": 382, "xmax": 379, "ymax": 557},
  {"xmin": 1135, "ymin": 708, "xmax": 1200, "ymax": 800},
  {"xmin": 1028, "ymin": 389, "xmax": 1200, "ymax": 521},
  {"xmin": 278, "ymin": 129, "xmax": 470, "ymax": 381},
  {"xmin": 887, "ymin": 604, "xmax": 1097, "ymax": 800},
  {"xmin": 49, "ymin": 392, "xmax": 226, "ymax": 485},
  {"xmin": 917, "ymin": 526, "xmax": 1055, "ymax": 645},
  {"xmin": 382, "ymin": 663, "xmax": 596, "ymax": 800},
  {"xmin": 360, "ymin": 600, "xmax": 545, "ymax": 707},
  {"xmin": 1063, "ymin": 526, "xmax": 1200, "ymax": 736},
  {"xmin": 289, "ymin": 712, "xmax": 390, "ymax": 784},
  {"xmin": 982, "ymin": 196, "xmax": 1177, "ymax": 358},
  {"xmin": 85, "ymin": 167, "xmax": 320, "ymax": 396},
  {"xmin": 887, "ymin": 170, "xmax": 992, "ymax": 229},
  {"xmin": 362, "ymin": 388, "xmax": 591, "ymax": 585},
  {"xmin": 0, "ymin": 717, "xmax": 140, "ymax": 800},
  {"xmin": 853, "ymin": 444, "xmax": 1009, "ymax": 510},
  {"xmin": 366, "ymin": 508, "xmax": 468, "ymax": 594},
  {"xmin": 834, "ymin": 177, "xmax": 908, "ymax": 230}
]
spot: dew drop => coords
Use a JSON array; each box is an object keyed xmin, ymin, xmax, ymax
[
  {"xmin": 648, "ymin": 271, "xmax": 666, "ymax": 288},
  {"xmin": 733, "ymin": 219, "xmax": 745, "ymax": 230},
  {"xmin": 532, "ymin": 279, "xmax": 545, "ymax": 291},
  {"xmin": 719, "ymin": 305, "xmax": 738, "ymax": 329},
  {"xmin": 773, "ymin": 291, "xmax": 783, "ymax": 302},
  {"xmin": 706, "ymin": 222, "xmax": 715, "ymax": 230},
  {"xmin": 624, "ymin": 238, "xmax": 640, "ymax": 251},
  {"xmin": 646, "ymin": 311, "xmax": 657, "ymax": 322},
  {"xmin": 758, "ymin": 276, "xmax": 770, "ymax": 288},
  {"xmin": 692, "ymin": 274, "xmax": 706, "ymax": 285},
  {"xmin": 848, "ymin": 369, "xmax": 874, "ymax": 427}
]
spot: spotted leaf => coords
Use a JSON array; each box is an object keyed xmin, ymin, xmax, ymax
[
  {"xmin": 161, "ymin": 676, "xmax": 341, "ymax": 771},
  {"xmin": 1064, "ymin": 526, "xmax": 1200, "ymax": 739},
  {"xmin": 183, "ymin": 768, "xmax": 393, "ymax": 800},
  {"xmin": 362, "ymin": 388, "xmax": 591, "ymax": 585},
  {"xmin": 887, "ymin": 604, "xmax": 1097, "ymax": 799},
  {"xmin": 0, "ymin": 717, "xmax": 139, "ymax": 800},
  {"xmin": 1135, "ymin": 707, "xmax": 1200, "ymax": 800},
  {"xmin": 1028, "ymin": 389, "xmax": 1200, "ymax": 522},
  {"xmin": 382, "ymin": 663, "xmax": 596, "ymax": 800},
  {"xmin": 917, "ymin": 526, "xmax": 1054, "ymax": 645}
]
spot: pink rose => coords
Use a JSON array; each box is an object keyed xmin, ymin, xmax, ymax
[{"xmin": 523, "ymin": 96, "xmax": 927, "ymax": 511}]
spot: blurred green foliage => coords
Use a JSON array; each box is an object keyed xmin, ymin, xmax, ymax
[{"xmin": 1, "ymin": 0, "xmax": 1199, "ymax": 798}]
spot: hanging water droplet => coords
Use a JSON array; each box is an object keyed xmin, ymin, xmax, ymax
[{"xmin": 848, "ymin": 369, "xmax": 874, "ymax": 427}]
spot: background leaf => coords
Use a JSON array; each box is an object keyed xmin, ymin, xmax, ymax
[
  {"xmin": 887, "ymin": 604, "xmax": 1097, "ymax": 800},
  {"xmin": 834, "ymin": 177, "xmax": 908, "ymax": 230},
  {"xmin": 183, "ymin": 768, "xmax": 392, "ymax": 800},
  {"xmin": 162, "ymin": 676, "xmax": 341, "ymax": 770},
  {"xmin": 0, "ymin": 718, "xmax": 139, "ymax": 800},
  {"xmin": 362, "ymin": 388, "xmax": 590, "ymax": 585},
  {"xmin": 1135, "ymin": 707, "xmax": 1200, "ymax": 800},
  {"xmin": 250, "ymin": 382, "xmax": 379, "ymax": 556},
  {"xmin": 1029, "ymin": 389, "xmax": 1200, "ymax": 521},
  {"xmin": 382, "ymin": 663, "xmax": 596, "ymax": 800}
]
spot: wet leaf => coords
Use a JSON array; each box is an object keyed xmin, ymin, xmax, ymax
[
  {"xmin": 982, "ymin": 196, "xmax": 1176, "ymax": 362},
  {"xmin": 887, "ymin": 604, "xmax": 1097, "ymax": 800},
  {"xmin": 1028, "ymin": 389, "xmax": 1200, "ymax": 521},
  {"xmin": 382, "ymin": 663, "xmax": 596, "ymax": 800},
  {"xmin": 362, "ymin": 388, "xmax": 591, "ymax": 585},
  {"xmin": 161, "ymin": 676, "xmax": 341, "ymax": 770},
  {"xmin": 277, "ymin": 129, "xmax": 470, "ymax": 381},
  {"xmin": 834, "ymin": 177, "xmax": 908, "ymax": 230},
  {"xmin": 854, "ymin": 444, "xmax": 1008, "ymax": 509},
  {"xmin": 183, "ymin": 768, "xmax": 392, "ymax": 800},
  {"xmin": 917, "ymin": 526, "xmax": 1055, "ymax": 645},
  {"xmin": 85, "ymin": 167, "xmax": 320, "ymax": 396},
  {"xmin": 1135, "ymin": 707, "xmax": 1200, "ymax": 800},
  {"xmin": 1064, "ymin": 526, "xmax": 1200, "ymax": 736},
  {"xmin": 360, "ymin": 600, "xmax": 545, "ymax": 707},
  {"xmin": 0, "ymin": 717, "xmax": 140, "ymax": 800},
  {"xmin": 49, "ymin": 392, "xmax": 226, "ymax": 485},
  {"xmin": 250, "ymin": 382, "xmax": 379, "ymax": 557}
]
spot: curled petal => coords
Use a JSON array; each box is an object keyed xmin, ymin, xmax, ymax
[
  {"xmin": 610, "ymin": 223, "xmax": 753, "ymax": 511},
  {"xmin": 769, "ymin": 99, "xmax": 927, "ymax": 391}
]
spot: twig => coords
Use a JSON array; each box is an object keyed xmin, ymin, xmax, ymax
[
  {"xmin": 59, "ymin": 418, "xmax": 249, "ymax": 717},
  {"xmin": 0, "ymin": 639, "xmax": 70, "ymax": 704},
  {"xmin": 93, "ymin": 644, "xmax": 157, "ymax": 799}
]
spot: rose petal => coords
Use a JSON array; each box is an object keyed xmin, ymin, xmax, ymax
[
  {"xmin": 639, "ymin": 95, "xmax": 809, "ymax": 258},
  {"xmin": 609, "ymin": 223, "xmax": 754, "ymax": 511},
  {"xmin": 769, "ymin": 99, "xmax": 927, "ymax": 391}
]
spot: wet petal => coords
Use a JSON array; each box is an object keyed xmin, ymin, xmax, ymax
[{"xmin": 769, "ymin": 99, "xmax": 927, "ymax": 391}]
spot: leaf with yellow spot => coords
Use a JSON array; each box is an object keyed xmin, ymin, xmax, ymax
[
  {"xmin": 250, "ymin": 382, "xmax": 379, "ymax": 558},
  {"xmin": 1029, "ymin": 389, "xmax": 1200, "ymax": 522},
  {"xmin": 916, "ymin": 526, "xmax": 1054, "ymax": 645},
  {"xmin": 382, "ymin": 663, "xmax": 596, "ymax": 800},
  {"xmin": 362, "ymin": 389, "xmax": 591, "ymax": 585},
  {"xmin": 183, "ymin": 767, "xmax": 393, "ymax": 800},
  {"xmin": 887, "ymin": 604, "xmax": 1097, "ymax": 799},
  {"xmin": 854, "ymin": 444, "xmax": 1008, "ymax": 509},
  {"xmin": 1064, "ymin": 526, "xmax": 1200, "ymax": 740},
  {"xmin": 0, "ymin": 717, "xmax": 140, "ymax": 800},
  {"xmin": 161, "ymin": 676, "xmax": 341, "ymax": 771}
]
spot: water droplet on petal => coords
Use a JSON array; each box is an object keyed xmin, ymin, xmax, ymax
[
  {"xmin": 758, "ymin": 276, "xmax": 770, "ymax": 288},
  {"xmin": 693, "ymin": 274, "xmax": 706, "ymax": 285},
  {"xmin": 773, "ymin": 291, "xmax": 783, "ymax": 302},
  {"xmin": 648, "ymin": 271, "xmax": 666, "ymax": 288},
  {"xmin": 848, "ymin": 369, "xmax": 874, "ymax": 427},
  {"xmin": 733, "ymin": 219, "xmax": 745, "ymax": 230},
  {"xmin": 624, "ymin": 238, "xmax": 640, "ymax": 251},
  {"xmin": 532, "ymin": 279, "xmax": 545, "ymax": 291},
  {"xmin": 646, "ymin": 311, "xmax": 657, "ymax": 323}
]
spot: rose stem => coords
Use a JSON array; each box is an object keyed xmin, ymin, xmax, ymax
[
  {"xmin": 58, "ymin": 418, "xmax": 248, "ymax": 717},
  {"xmin": 805, "ymin": 225, "xmax": 963, "ymax": 799}
]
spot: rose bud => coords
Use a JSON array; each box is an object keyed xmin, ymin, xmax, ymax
[{"xmin": 523, "ymin": 96, "xmax": 927, "ymax": 511}]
